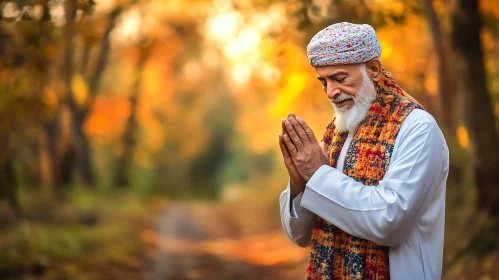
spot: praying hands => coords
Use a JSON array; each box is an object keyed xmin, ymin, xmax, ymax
[{"xmin": 278, "ymin": 113, "xmax": 329, "ymax": 199}]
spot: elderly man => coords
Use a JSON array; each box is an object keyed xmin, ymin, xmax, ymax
[{"xmin": 278, "ymin": 22, "xmax": 449, "ymax": 279}]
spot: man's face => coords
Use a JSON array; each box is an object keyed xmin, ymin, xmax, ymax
[
  {"xmin": 315, "ymin": 64, "xmax": 366, "ymax": 110},
  {"xmin": 315, "ymin": 63, "xmax": 377, "ymax": 132}
]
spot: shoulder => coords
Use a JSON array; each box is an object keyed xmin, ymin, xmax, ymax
[
  {"xmin": 397, "ymin": 109, "xmax": 448, "ymax": 151},
  {"xmin": 400, "ymin": 109, "xmax": 441, "ymax": 137},
  {"xmin": 403, "ymin": 109, "xmax": 437, "ymax": 127},
  {"xmin": 392, "ymin": 108, "xmax": 449, "ymax": 177}
]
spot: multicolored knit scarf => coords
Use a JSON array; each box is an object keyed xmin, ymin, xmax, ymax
[{"xmin": 306, "ymin": 69, "xmax": 423, "ymax": 280}]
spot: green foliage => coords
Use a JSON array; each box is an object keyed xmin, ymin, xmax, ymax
[{"xmin": 0, "ymin": 187, "xmax": 155, "ymax": 278}]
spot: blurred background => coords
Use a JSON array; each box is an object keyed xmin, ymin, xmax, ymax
[{"xmin": 0, "ymin": 0, "xmax": 498, "ymax": 279}]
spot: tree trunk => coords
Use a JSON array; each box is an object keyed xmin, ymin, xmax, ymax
[
  {"xmin": 80, "ymin": 40, "xmax": 91, "ymax": 74},
  {"xmin": 115, "ymin": 43, "xmax": 150, "ymax": 187},
  {"xmin": 67, "ymin": 5, "xmax": 125, "ymax": 186},
  {"xmin": 88, "ymin": 6, "xmax": 123, "ymax": 97},
  {"xmin": 451, "ymin": 0, "xmax": 499, "ymax": 216},
  {"xmin": 37, "ymin": 0, "xmax": 75, "ymax": 193},
  {"xmin": 421, "ymin": 0, "xmax": 467, "ymax": 192},
  {"xmin": 421, "ymin": 0, "xmax": 457, "ymax": 131},
  {"xmin": 63, "ymin": 0, "xmax": 95, "ymax": 185},
  {"xmin": 0, "ymin": 132, "xmax": 23, "ymax": 217},
  {"xmin": 44, "ymin": 113, "xmax": 76, "ymax": 190},
  {"xmin": 69, "ymin": 106, "xmax": 95, "ymax": 185}
]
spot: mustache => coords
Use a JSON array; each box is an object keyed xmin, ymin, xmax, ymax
[{"xmin": 331, "ymin": 93, "xmax": 354, "ymax": 104}]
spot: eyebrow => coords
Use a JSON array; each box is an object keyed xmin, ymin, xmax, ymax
[{"xmin": 317, "ymin": 71, "xmax": 349, "ymax": 81}]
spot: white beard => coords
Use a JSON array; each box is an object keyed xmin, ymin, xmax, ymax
[{"xmin": 332, "ymin": 66, "xmax": 376, "ymax": 133}]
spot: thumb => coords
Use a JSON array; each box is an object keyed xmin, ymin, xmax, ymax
[
  {"xmin": 319, "ymin": 141, "xmax": 329, "ymax": 165},
  {"xmin": 319, "ymin": 141, "xmax": 327, "ymax": 156}
]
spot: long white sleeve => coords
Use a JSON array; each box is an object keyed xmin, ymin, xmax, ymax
[
  {"xmin": 300, "ymin": 114, "xmax": 448, "ymax": 247},
  {"xmin": 279, "ymin": 183, "xmax": 316, "ymax": 247}
]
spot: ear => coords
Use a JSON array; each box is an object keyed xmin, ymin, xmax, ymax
[{"xmin": 366, "ymin": 59, "xmax": 382, "ymax": 82}]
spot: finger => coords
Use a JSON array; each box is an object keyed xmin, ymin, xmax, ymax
[
  {"xmin": 279, "ymin": 134, "xmax": 293, "ymax": 168},
  {"xmin": 279, "ymin": 133, "xmax": 291, "ymax": 159},
  {"xmin": 296, "ymin": 116, "xmax": 317, "ymax": 142},
  {"xmin": 284, "ymin": 120, "xmax": 304, "ymax": 149},
  {"xmin": 281, "ymin": 118, "xmax": 288, "ymax": 136},
  {"xmin": 281, "ymin": 119, "xmax": 297, "ymax": 159},
  {"xmin": 287, "ymin": 112, "xmax": 296, "ymax": 119},
  {"xmin": 288, "ymin": 116, "xmax": 310, "ymax": 144},
  {"xmin": 283, "ymin": 133, "xmax": 298, "ymax": 156}
]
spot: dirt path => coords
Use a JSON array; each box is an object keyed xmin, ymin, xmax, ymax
[{"xmin": 142, "ymin": 202, "xmax": 309, "ymax": 280}]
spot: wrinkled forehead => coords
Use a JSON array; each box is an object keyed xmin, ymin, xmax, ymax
[{"xmin": 314, "ymin": 64, "xmax": 363, "ymax": 78}]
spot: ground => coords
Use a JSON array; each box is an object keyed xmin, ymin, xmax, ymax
[
  {"xmin": 141, "ymin": 202, "xmax": 309, "ymax": 280},
  {"xmin": 3, "ymin": 195, "xmax": 498, "ymax": 280}
]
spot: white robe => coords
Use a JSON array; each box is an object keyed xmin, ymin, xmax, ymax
[{"xmin": 279, "ymin": 109, "xmax": 449, "ymax": 280}]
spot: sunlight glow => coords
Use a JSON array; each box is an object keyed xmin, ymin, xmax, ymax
[
  {"xmin": 378, "ymin": 37, "xmax": 393, "ymax": 59},
  {"xmin": 457, "ymin": 125, "xmax": 469, "ymax": 149},
  {"xmin": 258, "ymin": 63, "xmax": 281, "ymax": 84},
  {"xmin": 207, "ymin": 12, "xmax": 240, "ymax": 44},
  {"xmin": 268, "ymin": 72, "xmax": 308, "ymax": 117},
  {"xmin": 224, "ymin": 27, "xmax": 261, "ymax": 61},
  {"xmin": 94, "ymin": 0, "xmax": 116, "ymax": 14},
  {"xmin": 49, "ymin": 1, "xmax": 66, "ymax": 26},
  {"xmin": 231, "ymin": 64, "xmax": 252, "ymax": 85},
  {"xmin": 205, "ymin": 6, "xmax": 286, "ymax": 86},
  {"xmin": 119, "ymin": 7, "xmax": 141, "ymax": 41},
  {"xmin": 2, "ymin": 2, "xmax": 20, "ymax": 18},
  {"xmin": 251, "ymin": 13, "xmax": 272, "ymax": 33}
]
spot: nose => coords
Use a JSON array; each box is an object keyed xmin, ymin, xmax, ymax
[{"xmin": 326, "ymin": 85, "xmax": 341, "ymax": 100}]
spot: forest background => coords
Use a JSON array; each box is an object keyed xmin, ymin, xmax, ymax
[{"xmin": 1, "ymin": 0, "xmax": 499, "ymax": 279}]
